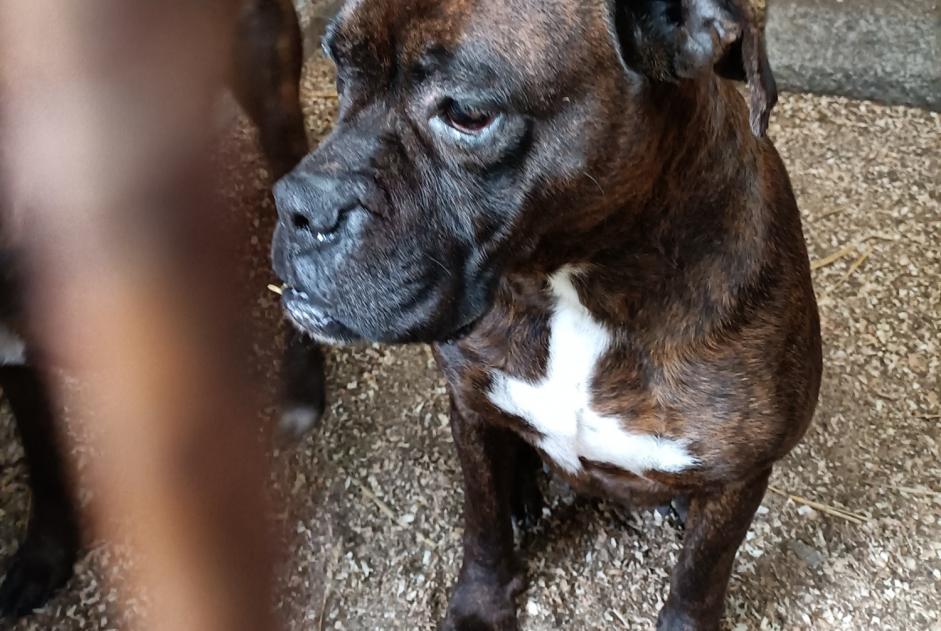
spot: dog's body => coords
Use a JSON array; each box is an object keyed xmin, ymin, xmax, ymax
[
  {"xmin": 0, "ymin": 0, "xmax": 319, "ymax": 617},
  {"xmin": 432, "ymin": 79, "xmax": 821, "ymax": 628},
  {"xmin": 272, "ymin": 0, "xmax": 821, "ymax": 628}
]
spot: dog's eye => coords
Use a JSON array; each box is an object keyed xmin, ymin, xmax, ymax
[{"xmin": 442, "ymin": 100, "xmax": 496, "ymax": 134}]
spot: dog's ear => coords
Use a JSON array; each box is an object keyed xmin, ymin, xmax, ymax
[{"xmin": 612, "ymin": 0, "xmax": 777, "ymax": 136}]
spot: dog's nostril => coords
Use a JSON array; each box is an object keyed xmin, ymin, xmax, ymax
[{"xmin": 292, "ymin": 213, "xmax": 310, "ymax": 231}]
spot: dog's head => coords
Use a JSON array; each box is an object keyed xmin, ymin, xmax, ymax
[{"xmin": 272, "ymin": 0, "xmax": 775, "ymax": 344}]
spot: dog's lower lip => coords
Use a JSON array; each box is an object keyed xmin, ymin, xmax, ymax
[
  {"xmin": 281, "ymin": 287, "xmax": 360, "ymax": 343},
  {"xmin": 282, "ymin": 287, "xmax": 321, "ymax": 312}
]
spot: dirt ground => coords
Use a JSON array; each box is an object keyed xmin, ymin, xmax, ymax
[{"xmin": 1, "ymin": 57, "xmax": 938, "ymax": 630}]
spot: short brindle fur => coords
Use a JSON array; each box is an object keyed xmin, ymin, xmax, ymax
[{"xmin": 272, "ymin": 1, "xmax": 822, "ymax": 629}]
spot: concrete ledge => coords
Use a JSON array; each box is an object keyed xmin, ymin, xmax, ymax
[
  {"xmin": 295, "ymin": 0, "xmax": 343, "ymax": 59},
  {"xmin": 766, "ymin": 0, "xmax": 940, "ymax": 110},
  {"xmin": 294, "ymin": 0, "xmax": 940, "ymax": 110}
]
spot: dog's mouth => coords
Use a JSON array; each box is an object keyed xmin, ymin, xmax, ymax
[
  {"xmin": 280, "ymin": 287, "xmax": 361, "ymax": 345},
  {"xmin": 273, "ymin": 278, "xmax": 489, "ymax": 346}
]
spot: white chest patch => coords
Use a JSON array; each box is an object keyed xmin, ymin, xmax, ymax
[
  {"xmin": 487, "ymin": 268, "xmax": 698, "ymax": 476},
  {"xmin": 0, "ymin": 325, "xmax": 26, "ymax": 366}
]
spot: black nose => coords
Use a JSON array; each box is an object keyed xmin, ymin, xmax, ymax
[{"xmin": 273, "ymin": 171, "xmax": 359, "ymax": 240}]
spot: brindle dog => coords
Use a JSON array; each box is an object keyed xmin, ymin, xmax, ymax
[
  {"xmin": 0, "ymin": 0, "xmax": 322, "ymax": 617},
  {"xmin": 271, "ymin": 1, "xmax": 822, "ymax": 629}
]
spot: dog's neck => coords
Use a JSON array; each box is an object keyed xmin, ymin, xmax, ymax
[{"xmin": 523, "ymin": 77, "xmax": 776, "ymax": 345}]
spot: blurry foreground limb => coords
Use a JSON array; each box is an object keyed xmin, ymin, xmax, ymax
[{"xmin": 1, "ymin": 2, "xmax": 279, "ymax": 630}]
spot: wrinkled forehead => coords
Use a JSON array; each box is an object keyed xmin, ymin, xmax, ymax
[{"xmin": 329, "ymin": 0, "xmax": 611, "ymax": 96}]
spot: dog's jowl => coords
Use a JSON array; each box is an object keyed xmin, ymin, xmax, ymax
[{"xmin": 273, "ymin": 1, "xmax": 822, "ymax": 629}]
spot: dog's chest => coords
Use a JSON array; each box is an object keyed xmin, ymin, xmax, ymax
[{"xmin": 486, "ymin": 270, "xmax": 697, "ymax": 476}]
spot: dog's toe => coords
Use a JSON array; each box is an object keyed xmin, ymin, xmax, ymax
[{"xmin": 0, "ymin": 535, "xmax": 76, "ymax": 619}]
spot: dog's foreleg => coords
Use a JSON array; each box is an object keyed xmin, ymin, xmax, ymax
[
  {"xmin": 231, "ymin": 0, "xmax": 309, "ymax": 179},
  {"xmin": 0, "ymin": 366, "xmax": 79, "ymax": 618},
  {"xmin": 277, "ymin": 328, "xmax": 326, "ymax": 440},
  {"xmin": 657, "ymin": 469, "xmax": 771, "ymax": 631},
  {"xmin": 443, "ymin": 398, "xmax": 523, "ymax": 631},
  {"xmin": 233, "ymin": 0, "xmax": 328, "ymax": 440}
]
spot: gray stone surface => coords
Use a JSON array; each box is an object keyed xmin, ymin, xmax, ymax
[
  {"xmin": 766, "ymin": 0, "xmax": 940, "ymax": 110},
  {"xmin": 292, "ymin": 0, "xmax": 941, "ymax": 109},
  {"xmin": 294, "ymin": 0, "xmax": 343, "ymax": 57}
]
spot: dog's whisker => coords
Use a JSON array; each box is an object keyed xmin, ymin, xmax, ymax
[
  {"xmin": 585, "ymin": 172, "xmax": 605, "ymax": 196},
  {"xmin": 424, "ymin": 254, "xmax": 453, "ymax": 278}
]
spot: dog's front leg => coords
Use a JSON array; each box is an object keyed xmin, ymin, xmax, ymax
[
  {"xmin": 276, "ymin": 327, "xmax": 326, "ymax": 440},
  {"xmin": 443, "ymin": 397, "xmax": 524, "ymax": 631},
  {"xmin": 231, "ymin": 0, "xmax": 309, "ymax": 179},
  {"xmin": 232, "ymin": 0, "xmax": 329, "ymax": 440},
  {"xmin": 657, "ymin": 469, "xmax": 771, "ymax": 631}
]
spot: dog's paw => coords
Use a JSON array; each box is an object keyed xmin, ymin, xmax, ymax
[
  {"xmin": 277, "ymin": 403, "xmax": 323, "ymax": 441},
  {"xmin": 277, "ymin": 334, "xmax": 326, "ymax": 443},
  {"xmin": 440, "ymin": 609, "xmax": 519, "ymax": 631},
  {"xmin": 0, "ymin": 533, "xmax": 76, "ymax": 618},
  {"xmin": 656, "ymin": 602, "xmax": 720, "ymax": 631},
  {"xmin": 441, "ymin": 572, "xmax": 525, "ymax": 631}
]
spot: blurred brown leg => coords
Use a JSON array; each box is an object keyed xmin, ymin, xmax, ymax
[{"xmin": 2, "ymin": 2, "xmax": 281, "ymax": 630}]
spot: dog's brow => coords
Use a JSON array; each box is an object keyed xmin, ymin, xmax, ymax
[
  {"xmin": 449, "ymin": 55, "xmax": 501, "ymax": 90},
  {"xmin": 410, "ymin": 44, "xmax": 451, "ymax": 75},
  {"xmin": 426, "ymin": 44, "xmax": 451, "ymax": 61}
]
